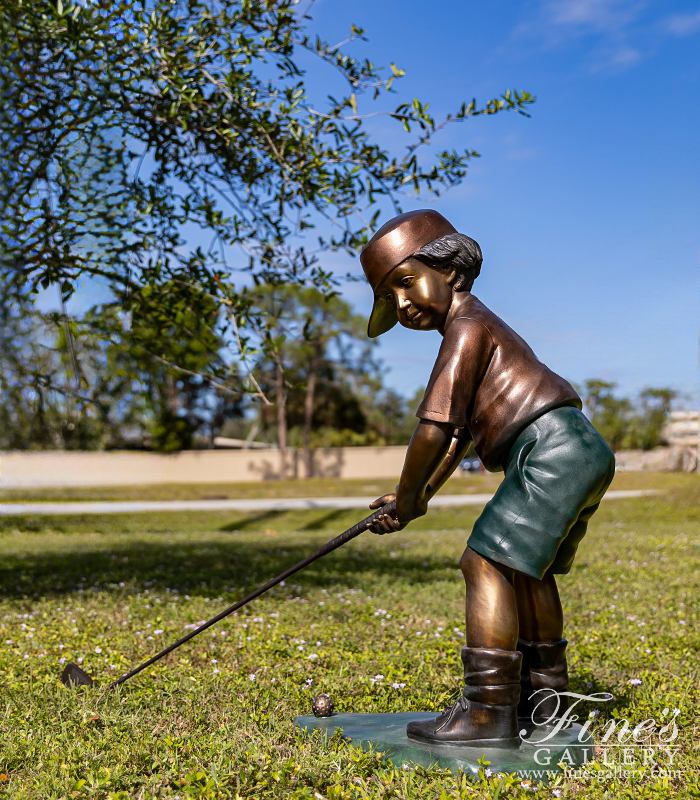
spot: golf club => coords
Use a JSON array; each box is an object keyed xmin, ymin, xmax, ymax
[{"xmin": 61, "ymin": 499, "xmax": 397, "ymax": 690}]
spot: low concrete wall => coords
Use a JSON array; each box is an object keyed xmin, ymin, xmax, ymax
[
  {"xmin": 614, "ymin": 446, "xmax": 697, "ymax": 472},
  {"xmin": 0, "ymin": 446, "xmax": 409, "ymax": 488}
]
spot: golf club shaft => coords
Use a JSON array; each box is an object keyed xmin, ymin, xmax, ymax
[{"xmin": 108, "ymin": 500, "xmax": 396, "ymax": 688}]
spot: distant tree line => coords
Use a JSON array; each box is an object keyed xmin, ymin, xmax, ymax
[
  {"xmin": 579, "ymin": 379, "xmax": 676, "ymax": 452},
  {"xmin": 0, "ymin": 280, "xmax": 677, "ymax": 461},
  {"xmin": 0, "ymin": 282, "xmax": 421, "ymax": 458}
]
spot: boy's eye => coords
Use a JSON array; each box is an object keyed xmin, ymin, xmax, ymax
[
  {"xmin": 385, "ymin": 294, "xmax": 394, "ymax": 304},
  {"xmin": 401, "ymin": 277, "xmax": 412, "ymax": 287}
]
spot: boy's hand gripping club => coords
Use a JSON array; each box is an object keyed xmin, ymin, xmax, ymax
[{"xmin": 61, "ymin": 499, "xmax": 398, "ymax": 690}]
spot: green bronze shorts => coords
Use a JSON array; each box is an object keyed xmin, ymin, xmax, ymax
[{"xmin": 467, "ymin": 406, "xmax": 615, "ymax": 579}]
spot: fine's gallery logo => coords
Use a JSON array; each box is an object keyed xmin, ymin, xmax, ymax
[{"xmin": 519, "ymin": 690, "xmax": 681, "ymax": 773}]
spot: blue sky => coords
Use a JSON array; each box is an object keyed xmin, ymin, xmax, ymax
[{"xmin": 303, "ymin": 0, "xmax": 700, "ymax": 405}]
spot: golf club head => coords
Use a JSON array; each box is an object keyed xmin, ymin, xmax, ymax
[{"xmin": 61, "ymin": 661, "xmax": 96, "ymax": 688}]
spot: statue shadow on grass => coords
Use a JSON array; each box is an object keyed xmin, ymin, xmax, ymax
[{"xmin": 0, "ymin": 511, "xmax": 450, "ymax": 602}]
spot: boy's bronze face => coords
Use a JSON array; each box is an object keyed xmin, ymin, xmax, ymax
[{"xmin": 377, "ymin": 259, "xmax": 453, "ymax": 333}]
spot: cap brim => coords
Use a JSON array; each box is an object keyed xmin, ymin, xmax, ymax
[{"xmin": 367, "ymin": 295, "xmax": 398, "ymax": 338}]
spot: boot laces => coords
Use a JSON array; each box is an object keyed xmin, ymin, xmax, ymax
[
  {"xmin": 434, "ymin": 696, "xmax": 468, "ymax": 732},
  {"xmin": 440, "ymin": 695, "xmax": 468, "ymax": 716}
]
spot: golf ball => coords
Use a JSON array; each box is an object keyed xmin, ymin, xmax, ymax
[{"xmin": 312, "ymin": 693, "xmax": 333, "ymax": 717}]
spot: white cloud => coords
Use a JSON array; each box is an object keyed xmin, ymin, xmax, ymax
[
  {"xmin": 511, "ymin": 0, "xmax": 648, "ymax": 48},
  {"xmin": 545, "ymin": 0, "xmax": 647, "ymax": 32},
  {"xmin": 665, "ymin": 10, "xmax": 700, "ymax": 36},
  {"xmin": 512, "ymin": 1, "xmax": 699, "ymax": 74},
  {"xmin": 607, "ymin": 46, "xmax": 643, "ymax": 66}
]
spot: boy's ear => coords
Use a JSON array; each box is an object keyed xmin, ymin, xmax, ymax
[{"xmin": 445, "ymin": 266, "xmax": 459, "ymax": 288}]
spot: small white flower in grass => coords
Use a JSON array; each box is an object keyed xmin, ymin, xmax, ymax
[
  {"xmin": 154, "ymin": 629, "xmax": 163, "ymax": 635},
  {"xmin": 553, "ymin": 791, "xmax": 562, "ymax": 798},
  {"xmin": 119, "ymin": 582, "xmax": 125, "ymax": 587},
  {"xmin": 58, "ymin": 644, "xmax": 64, "ymax": 650},
  {"xmin": 297, "ymin": 645, "xmax": 304, "ymax": 651},
  {"xmin": 23, "ymin": 654, "xmax": 28, "ymax": 660},
  {"xmin": 629, "ymin": 678, "xmax": 642, "ymax": 686},
  {"xmin": 392, "ymin": 682, "xmax": 406, "ymax": 689},
  {"xmin": 213, "ymin": 669, "xmax": 220, "ymax": 675},
  {"xmin": 5, "ymin": 640, "xmax": 11, "ymax": 645},
  {"xmin": 316, "ymin": 641, "xmax": 322, "ymax": 647},
  {"xmin": 109, "ymin": 664, "xmax": 115, "ymax": 670},
  {"xmin": 307, "ymin": 653, "xmax": 318, "ymax": 660},
  {"xmin": 77, "ymin": 657, "xmax": 83, "ymax": 664},
  {"xmin": 147, "ymin": 636, "xmax": 154, "ymax": 641},
  {"xmin": 484, "ymin": 768, "xmax": 492, "ymax": 778},
  {"xmin": 402, "ymin": 764, "xmax": 409, "ymax": 771},
  {"xmin": 211, "ymin": 659, "xmax": 218, "ymax": 664},
  {"xmin": 95, "ymin": 647, "xmax": 102, "ymax": 654},
  {"xmin": 416, "ymin": 632, "xmax": 422, "ymax": 636},
  {"xmin": 248, "ymin": 673, "xmax": 256, "ymax": 681},
  {"xmin": 59, "ymin": 657, "xmax": 66, "ymax": 665}
]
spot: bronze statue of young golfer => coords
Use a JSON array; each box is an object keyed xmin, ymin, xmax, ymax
[{"xmin": 360, "ymin": 209, "xmax": 615, "ymax": 748}]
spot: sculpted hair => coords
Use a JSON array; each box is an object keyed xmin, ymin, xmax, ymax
[{"xmin": 412, "ymin": 233, "xmax": 482, "ymax": 292}]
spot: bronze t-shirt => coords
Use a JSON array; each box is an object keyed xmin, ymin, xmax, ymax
[{"xmin": 416, "ymin": 293, "xmax": 581, "ymax": 472}]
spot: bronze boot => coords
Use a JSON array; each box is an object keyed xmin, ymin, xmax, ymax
[
  {"xmin": 517, "ymin": 638, "xmax": 568, "ymax": 723},
  {"xmin": 406, "ymin": 647, "xmax": 521, "ymax": 747}
]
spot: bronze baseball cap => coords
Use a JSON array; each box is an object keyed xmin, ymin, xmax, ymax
[{"xmin": 360, "ymin": 209, "xmax": 457, "ymax": 337}]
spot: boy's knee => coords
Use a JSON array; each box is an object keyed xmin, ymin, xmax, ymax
[
  {"xmin": 461, "ymin": 546, "xmax": 515, "ymax": 583},
  {"xmin": 459, "ymin": 546, "xmax": 477, "ymax": 577}
]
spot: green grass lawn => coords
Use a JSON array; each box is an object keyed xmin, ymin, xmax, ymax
[{"xmin": 0, "ymin": 472, "xmax": 698, "ymax": 798}]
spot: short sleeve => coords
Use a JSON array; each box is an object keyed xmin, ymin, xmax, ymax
[{"xmin": 416, "ymin": 318, "xmax": 494, "ymax": 428}]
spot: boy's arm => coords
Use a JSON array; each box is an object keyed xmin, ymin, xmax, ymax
[
  {"xmin": 368, "ymin": 421, "xmax": 472, "ymax": 534},
  {"xmin": 424, "ymin": 426, "xmax": 472, "ymax": 497}
]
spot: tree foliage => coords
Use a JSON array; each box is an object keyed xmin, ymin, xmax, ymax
[
  {"xmin": 1, "ymin": 0, "xmax": 535, "ymax": 403},
  {"xmin": 581, "ymin": 379, "xmax": 677, "ymax": 452}
]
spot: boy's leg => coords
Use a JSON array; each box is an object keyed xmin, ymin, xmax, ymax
[
  {"xmin": 406, "ymin": 547, "xmax": 521, "ymax": 745},
  {"xmin": 514, "ymin": 573, "xmax": 563, "ymax": 641},
  {"xmin": 514, "ymin": 572, "xmax": 569, "ymax": 722},
  {"xmin": 462, "ymin": 545, "xmax": 518, "ymax": 648}
]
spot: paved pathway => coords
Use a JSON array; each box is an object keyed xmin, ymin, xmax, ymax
[{"xmin": 0, "ymin": 489, "xmax": 659, "ymax": 516}]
